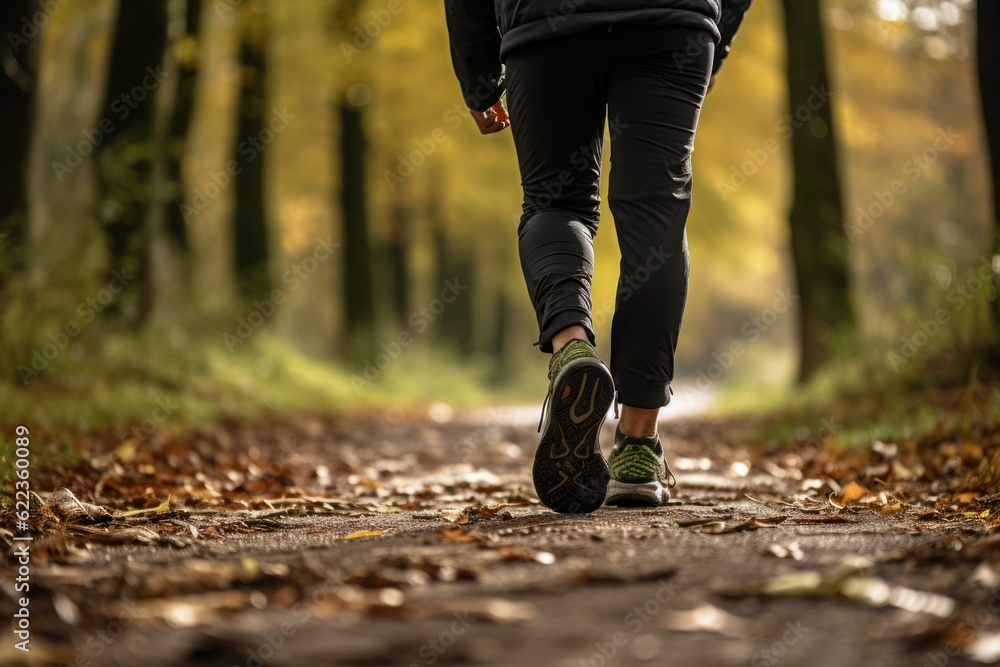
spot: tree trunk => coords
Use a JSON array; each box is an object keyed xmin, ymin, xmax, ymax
[
  {"xmin": 0, "ymin": 1, "xmax": 37, "ymax": 290},
  {"xmin": 780, "ymin": 0, "xmax": 855, "ymax": 381},
  {"xmin": 387, "ymin": 202, "xmax": 412, "ymax": 325},
  {"xmin": 145, "ymin": 0, "xmax": 190, "ymax": 322},
  {"xmin": 339, "ymin": 97, "xmax": 376, "ymax": 350},
  {"xmin": 94, "ymin": 0, "xmax": 169, "ymax": 325},
  {"xmin": 978, "ymin": 0, "xmax": 1000, "ymax": 327},
  {"xmin": 182, "ymin": 0, "xmax": 240, "ymax": 310},
  {"xmin": 489, "ymin": 290, "xmax": 513, "ymax": 384},
  {"xmin": 232, "ymin": 2, "xmax": 269, "ymax": 299},
  {"xmin": 432, "ymin": 225, "xmax": 475, "ymax": 357},
  {"xmin": 164, "ymin": 0, "xmax": 201, "ymax": 252}
]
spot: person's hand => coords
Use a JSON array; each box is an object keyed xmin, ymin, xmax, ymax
[
  {"xmin": 470, "ymin": 101, "xmax": 510, "ymax": 135},
  {"xmin": 707, "ymin": 75, "xmax": 717, "ymax": 94}
]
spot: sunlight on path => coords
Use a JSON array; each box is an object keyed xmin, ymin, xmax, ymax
[{"xmin": 454, "ymin": 380, "xmax": 714, "ymax": 428}]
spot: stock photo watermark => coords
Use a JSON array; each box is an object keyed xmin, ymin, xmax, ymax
[
  {"xmin": 847, "ymin": 126, "xmax": 958, "ymax": 242},
  {"xmin": 578, "ymin": 578, "xmax": 681, "ymax": 667},
  {"xmin": 339, "ymin": 0, "xmax": 405, "ymax": 62},
  {"xmin": 6, "ymin": 0, "xmax": 71, "ymax": 54},
  {"xmin": 222, "ymin": 234, "xmax": 338, "ymax": 352},
  {"xmin": 716, "ymin": 84, "xmax": 832, "ymax": 201},
  {"xmin": 408, "ymin": 611, "xmax": 477, "ymax": 667},
  {"xmin": 750, "ymin": 620, "xmax": 809, "ymax": 667},
  {"xmin": 16, "ymin": 269, "xmax": 136, "ymax": 384},
  {"xmin": 51, "ymin": 66, "xmax": 169, "ymax": 182},
  {"xmin": 886, "ymin": 254, "xmax": 997, "ymax": 372},
  {"xmin": 693, "ymin": 287, "xmax": 798, "ymax": 392},
  {"xmin": 384, "ymin": 104, "xmax": 466, "ymax": 191},
  {"xmin": 182, "ymin": 107, "xmax": 297, "ymax": 224},
  {"xmin": 350, "ymin": 278, "xmax": 468, "ymax": 392}
]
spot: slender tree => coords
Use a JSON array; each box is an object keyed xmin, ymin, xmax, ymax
[
  {"xmin": 431, "ymin": 216, "xmax": 475, "ymax": 358},
  {"xmin": 780, "ymin": 0, "xmax": 856, "ymax": 381},
  {"xmin": 145, "ymin": 0, "xmax": 196, "ymax": 320},
  {"xmin": 94, "ymin": 0, "xmax": 169, "ymax": 324},
  {"xmin": 165, "ymin": 0, "xmax": 202, "ymax": 251},
  {"xmin": 978, "ymin": 0, "xmax": 1000, "ymax": 327},
  {"xmin": 232, "ymin": 0, "xmax": 269, "ymax": 299},
  {"xmin": 0, "ymin": 1, "xmax": 37, "ymax": 287},
  {"xmin": 387, "ymin": 201, "xmax": 413, "ymax": 325},
  {"xmin": 339, "ymin": 97, "xmax": 376, "ymax": 349},
  {"xmin": 330, "ymin": 0, "xmax": 377, "ymax": 355}
]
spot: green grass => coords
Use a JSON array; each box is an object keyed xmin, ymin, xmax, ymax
[
  {"xmin": 6, "ymin": 313, "xmax": 999, "ymax": 459},
  {"xmin": 711, "ymin": 339, "xmax": 1000, "ymax": 451},
  {"xmin": 1, "ymin": 328, "xmax": 547, "ymax": 435}
]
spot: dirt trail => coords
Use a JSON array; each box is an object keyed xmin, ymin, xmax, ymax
[{"xmin": 1, "ymin": 405, "xmax": 998, "ymax": 667}]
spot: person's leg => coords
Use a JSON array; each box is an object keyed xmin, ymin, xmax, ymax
[
  {"xmin": 505, "ymin": 30, "xmax": 615, "ymax": 513},
  {"xmin": 504, "ymin": 29, "xmax": 609, "ymax": 354},
  {"xmin": 606, "ymin": 25, "xmax": 714, "ymax": 435}
]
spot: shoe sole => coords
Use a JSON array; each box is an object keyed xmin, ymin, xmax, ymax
[
  {"xmin": 604, "ymin": 479, "xmax": 671, "ymax": 507},
  {"xmin": 532, "ymin": 358, "xmax": 614, "ymax": 514}
]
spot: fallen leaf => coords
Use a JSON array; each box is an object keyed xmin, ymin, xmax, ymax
[
  {"xmin": 677, "ymin": 517, "xmax": 732, "ymax": 528},
  {"xmin": 784, "ymin": 515, "xmax": 851, "ymax": 524},
  {"xmin": 968, "ymin": 633, "xmax": 1000, "ymax": 663},
  {"xmin": 697, "ymin": 516, "xmax": 786, "ymax": 535},
  {"xmin": 43, "ymin": 488, "xmax": 113, "ymax": 524},
  {"xmin": 970, "ymin": 563, "xmax": 1000, "ymax": 588},
  {"xmin": 830, "ymin": 481, "xmax": 870, "ymax": 508},
  {"xmin": 578, "ymin": 566, "xmax": 676, "ymax": 584},
  {"xmin": 718, "ymin": 555, "xmax": 872, "ymax": 597},
  {"xmin": 74, "ymin": 526, "xmax": 160, "ymax": 545},
  {"xmin": 872, "ymin": 441, "xmax": 898, "ymax": 458},
  {"xmin": 878, "ymin": 501, "xmax": 906, "ymax": 515},
  {"xmin": 766, "ymin": 542, "xmax": 804, "ymax": 561},
  {"xmin": 453, "ymin": 504, "xmax": 512, "ymax": 524},
  {"xmin": 115, "ymin": 440, "xmax": 138, "ymax": 462},
  {"xmin": 120, "ymin": 497, "xmax": 172, "ymax": 518},
  {"xmin": 841, "ymin": 577, "xmax": 956, "ymax": 618},
  {"xmin": 344, "ymin": 530, "xmax": 382, "ymax": 540},
  {"xmin": 660, "ymin": 603, "xmax": 775, "ymax": 638},
  {"xmin": 439, "ymin": 526, "xmax": 478, "ymax": 543},
  {"xmin": 498, "ymin": 549, "xmax": 556, "ymax": 564},
  {"xmin": 759, "ymin": 571, "xmax": 825, "ymax": 596}
]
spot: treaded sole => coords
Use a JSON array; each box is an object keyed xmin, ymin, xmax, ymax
[
  {"xmin": 604, "ymin": 479, "xmax": 671, "ymax": 507},
  {"xmin": 532, "ymin": 358, "xmax": 614, "ymax": 514}
]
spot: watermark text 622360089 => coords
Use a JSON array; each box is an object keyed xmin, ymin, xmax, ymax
[{"xmin": 12, "ymin": 425, "xmax": 33, "ymax": 654}]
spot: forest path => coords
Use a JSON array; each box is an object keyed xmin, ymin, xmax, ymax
[{"xmin": 2, "ymin": 402, "xmax": 998, "ymax": 667}]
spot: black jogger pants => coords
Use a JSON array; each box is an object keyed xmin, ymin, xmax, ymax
[{"xmin": 505, "ymin": 24, "xmax": 714, "ymax": 410}]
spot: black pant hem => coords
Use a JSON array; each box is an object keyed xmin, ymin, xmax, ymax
[{"xmin": 537, "ymin": 309, "xmax": 595, "ymax": 353}]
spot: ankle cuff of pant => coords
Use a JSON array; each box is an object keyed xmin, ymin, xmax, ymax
[
  {"xmin": 615, "ymin": 380, "xmax": 672, "ymax": 410},
  {"xmin": 537, "ymin": 310, "xmax": 595, "ymax": 354}
]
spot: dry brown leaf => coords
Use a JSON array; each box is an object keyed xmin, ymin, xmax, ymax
[
  {"xmin": 453, "ymin": 504, "xmax": 511, "ymax": 524},
  {"xmin": 830, "ymin": 481, "xmax": 869, "ymax": 508},
  {"xmin": 877, "ymin": 501, "xmax": 905, "ymax": 515},
  {"xmin": 660, "ymin": 603, "xmax": 775, "ymax": 638},
  {"xmin": 344, "ymin": 530, "xmax": 382, "ymax": 540},
  {"xmin": 697, "ymin": 516, "xmax": 786, "ymax": 535},
  {"xmin": 677, "ymin": 517, "xmax": 732, "ymax": 528},
  {"xmin": 439, "ymin": 526, "xmax": 479, "ymax": 543},
  {"xmin": 74, "ymin": 526, "xmax": 160, "ymax": 545},
  {"xmin": 43, "ymin": 488, "xmax": 113, "ymax": 524}
]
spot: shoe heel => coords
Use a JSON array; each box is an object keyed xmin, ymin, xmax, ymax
[{"xmin": 532, "ymin": 359, "xmax": 614, "ymax": 514}]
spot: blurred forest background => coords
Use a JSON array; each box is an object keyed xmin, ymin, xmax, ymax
[{"xmin": 0, "ymin": 0, "xmax": 998, "ymax": 431}]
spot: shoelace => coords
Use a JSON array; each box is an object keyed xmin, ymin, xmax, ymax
[{"xmin": 662, "ymin": 458, "xmax": 677, "ymax": 488}]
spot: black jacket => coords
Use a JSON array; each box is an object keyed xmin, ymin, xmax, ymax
[{"xmin": 445, "ymin": 0, "xmax": 753, "ymax": 111}]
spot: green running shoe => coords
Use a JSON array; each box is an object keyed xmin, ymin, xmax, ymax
[
  {"xmin": 605, "ymin": 427, "xmax": 676, "ymax": 506},
  {"xmin": 532, "ymin": 339, "xmax": 614, "ymax": 514}
]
